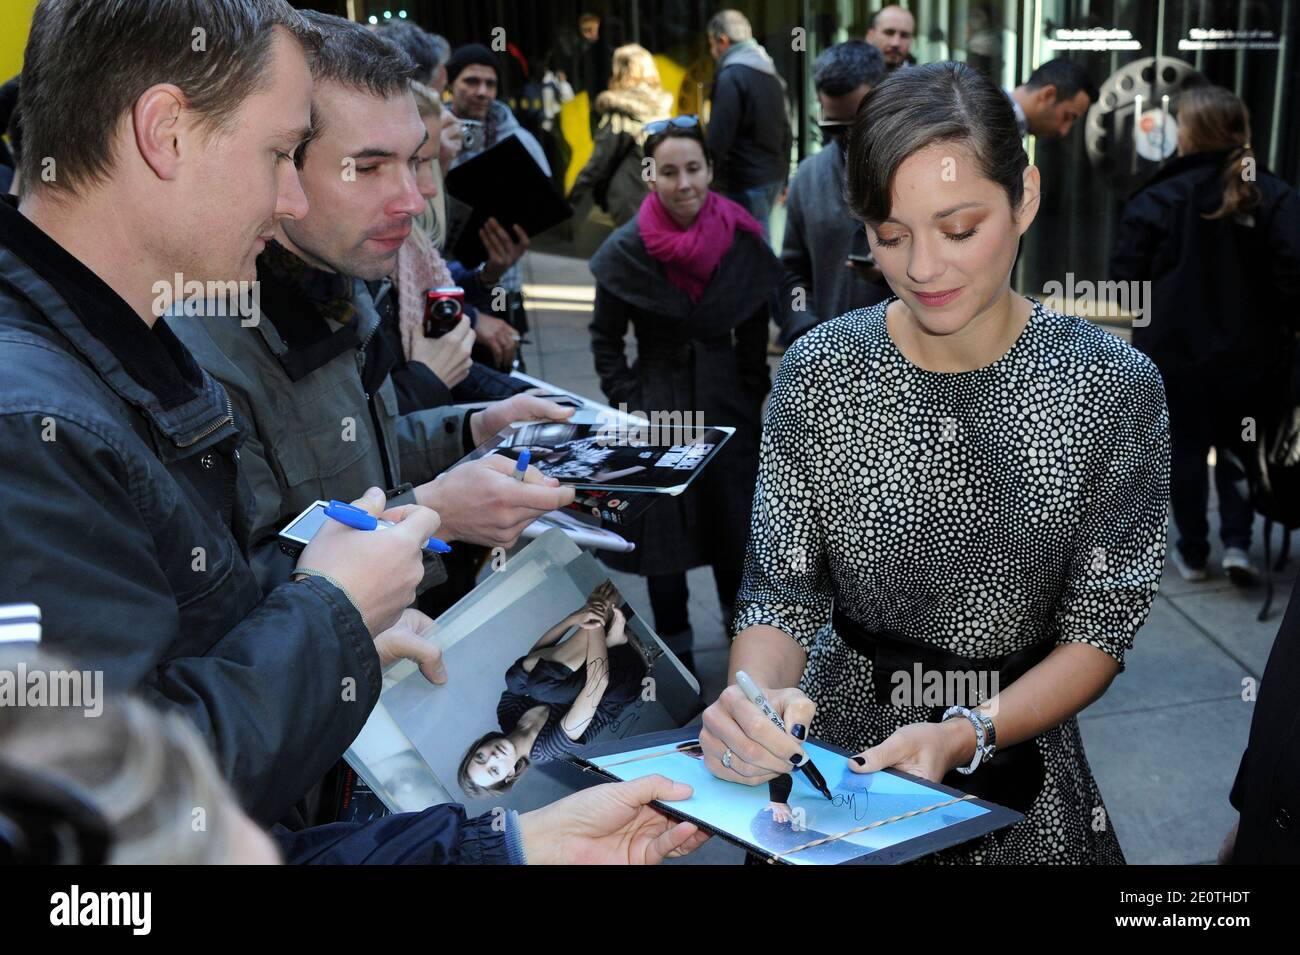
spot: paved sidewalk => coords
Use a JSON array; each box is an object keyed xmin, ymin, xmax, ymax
[{"xmin": 513, "ymin": 250, "xmax": 1295, "ymax": 865}]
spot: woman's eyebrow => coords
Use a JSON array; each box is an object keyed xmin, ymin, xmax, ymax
[
  {"xmin": 932, "ymin": 201, "xmax": 986, "ymax": 219},
  {"xmin": 408, "ymin": 127, "xmax": 431, "ymax": 161},
  {"xmin": 273, "ymin": 124, "xmax": 314, "ymax": 149}
]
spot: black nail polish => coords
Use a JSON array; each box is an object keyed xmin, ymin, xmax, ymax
[
  {"xmin": 790, "ymin": 752, "xmax": 805, "ymax": 766},
  {"xmin": 852, "ymin": 756, "xmax": 866, "ymax": 766},
  {"xmin": 791, "ymin": 724, "xmax": 807, "ymax": 740}
]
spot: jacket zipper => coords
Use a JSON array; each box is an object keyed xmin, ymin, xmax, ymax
[
  {"xmin": 357, "ymin": 317, "xmax": 396, "ymax": 489},
  {"xmin": 176, "ymin": 394, "xmax": 233, "ymax": 448}
]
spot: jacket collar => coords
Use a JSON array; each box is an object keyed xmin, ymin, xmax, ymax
[
  {"xmin": 447, "ymin": 100, "xmax": 520, "ymax": 161},
  {"xmin": 593, "ymin": 86, "xmax": 673, "ymax": 123},
  {"xmin": 253, "ymin": 240, "xmax": 387, "ymax": 382},
  {"xmin": 588, "ymin": 210, "xmax": 780, "ymax": 332},
  {"xmin": 1130, "ymin": 148, "xmax": 1239, "ymax": 195},
  {"xmin": 1003, "ymin": 89, "xmax": 1029, "ymax": 138},
  {"xmin": 0, "ymin": 196, "xmax": 235, "ymax": 452},
  {"xmin": 717, "ymin": 39, "xmax": 777, "ymax": 77}
]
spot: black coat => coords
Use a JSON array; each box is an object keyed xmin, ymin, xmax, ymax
[
  {"xmin": 1230, "ymin": 576, "xmax": 1300, "ymax": 863},
  {"xmin": 0, "ymin": 198, "xmax": 380, "ymax": 827},
  {"xmin": 1109, "ymin": 149, "xmax": 1300, "ymax": 383},
  {"xmin": 588, "ymin": 212, "xmax": 779, "ymax": 576},
  {"xmin": 706, "ymin": 46, "xmax": 792, "ymax": 193}
]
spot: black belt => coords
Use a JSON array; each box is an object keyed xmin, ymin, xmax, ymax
[{"xmin": 831, "ymin": 604, "xmax": 1051, "ymax": 814}]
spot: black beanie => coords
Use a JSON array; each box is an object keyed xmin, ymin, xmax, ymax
[{"xmin": 446, "ymin": 44, "xmax": 500, "ymax": 85}]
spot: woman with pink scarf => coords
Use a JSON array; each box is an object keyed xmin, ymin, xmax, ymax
[{"xmin": 588, "ymin": 117, "xmax": 780, "ymax": 674}]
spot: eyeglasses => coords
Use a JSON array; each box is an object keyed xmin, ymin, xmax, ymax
[{"xmin": 644, "ymin": 115, "xmax": 700, "ymax": 136}]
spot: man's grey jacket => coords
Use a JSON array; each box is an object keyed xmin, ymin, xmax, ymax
[{"xmin": 167, "ymin": 251, "xmax": 469, "ymax": 590}]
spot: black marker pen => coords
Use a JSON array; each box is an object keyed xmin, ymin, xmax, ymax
[{"xmin": 735, "ymin": 670, "xmax": 833, "ymax": 800}]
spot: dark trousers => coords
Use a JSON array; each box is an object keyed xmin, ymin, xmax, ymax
[
  {"xmin": 646, "ymin": 559, "xmax": 743, "ymax": 656},
  {"xmin": 1166, "ymin": 375, "xmax": 1256, "ymax": 566}
]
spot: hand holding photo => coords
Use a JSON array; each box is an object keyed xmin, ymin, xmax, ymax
[
  {"xmin": 347, "ymin": 531, "xmax": 703, "ymax": 814},
  {"xmin": 464, "ymin": 420, "xmax": 735, "ymax": 494},
  {"xmin": 581, "ymin": 728, "xmax": 1022, "ymax": 865}
]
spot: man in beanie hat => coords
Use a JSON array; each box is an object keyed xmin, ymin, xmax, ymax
[
  {"xmin": 445, "ymin": 43, "xmax": 550, "ymax": 174},
  {"xmin": 444, "ymin": 43, "xmax": 549, "ymax": 362}
]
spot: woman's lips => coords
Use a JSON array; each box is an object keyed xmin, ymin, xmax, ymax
[{"xmin": 913, "ymin": 287, "xmax": 964, "ymax": 307}]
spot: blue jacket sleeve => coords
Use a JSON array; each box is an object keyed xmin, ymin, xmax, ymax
[
  {"xmin": 391, "ymin": 359, "xmax": 454, "ymax": 415},
  {"xmin": 448, "ymin": 260, "xmax": 495, "ymax": 312},
  {"xmin": 275, "ymin": 804, "xmax": 513, "ymax": 864}
]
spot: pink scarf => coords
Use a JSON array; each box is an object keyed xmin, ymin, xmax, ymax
[
  {"xmin": 637, "ymin": 190, "xmax": 764, "ymax": 303},
  {"xmin": 393, "ymin": 221, "xmax": 455, "ymax": 361}
]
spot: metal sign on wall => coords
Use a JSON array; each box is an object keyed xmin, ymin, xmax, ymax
[{"xmin": 1085, "ymin": 56, "xmax": 1206, "ymax": 193}]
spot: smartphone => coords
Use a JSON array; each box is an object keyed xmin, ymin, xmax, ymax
[
  {"xmin": 424, "ymin": 286, "xmax": 465, "ymax": 338},
  {"xmin": 277, "ymin": 500, "xmax": 332, "ymax": 558}
]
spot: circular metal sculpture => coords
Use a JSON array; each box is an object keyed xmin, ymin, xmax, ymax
[{"xmin": 1085, "ymin": 56, "xmax": 1206, "ymax": 192}]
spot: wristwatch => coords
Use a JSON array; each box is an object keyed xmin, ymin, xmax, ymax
[{"xmin": 942, "ymin": 705, "xmax": 997, "ymax": 775}]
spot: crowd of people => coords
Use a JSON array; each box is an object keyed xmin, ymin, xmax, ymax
[{"xmin": 1, "ymin": 0, "xmax": 1298, "ymax": 867}]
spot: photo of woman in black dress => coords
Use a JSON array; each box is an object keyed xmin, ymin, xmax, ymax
[{"xmin": 457, "ymin": 581, "xmax": 648, "ymax": 797}]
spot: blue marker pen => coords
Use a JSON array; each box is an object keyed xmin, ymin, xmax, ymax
[
  {"xmin": 513, "ymin": 447, "xmax": 531, "ymax": 481},
  {"xmin": 324, "ymin": 500, "xmax": 452, "ymax": 554}
]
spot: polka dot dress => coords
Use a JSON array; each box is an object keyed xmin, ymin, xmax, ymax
[{"xmin": 734, "ymin": 297, "xmax": 1171, "ymax": 864}]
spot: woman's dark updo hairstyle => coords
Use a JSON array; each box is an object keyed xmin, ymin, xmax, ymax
[
  {"xmin": 846, "ymin": 61, "xmax": 1029, "ymax": 224},
  {"xmin": 457, "ymin": 731, "xmax": 529, "ymax": 798},
  {"xmin": 643, "ymin": 121, "xmax": 712, "ymax": 165}
]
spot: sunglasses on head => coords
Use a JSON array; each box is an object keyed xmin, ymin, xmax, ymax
[{"xmin": 644, "ymin": 115, "xmax": 701, "ymax": 136}]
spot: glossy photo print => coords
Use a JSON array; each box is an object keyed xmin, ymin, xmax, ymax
[
  {"xmin": 585, "ymin": 732, "xmax": 1021, "ymax": 864},
  {"xmin": 466, "ymin": 420, "xmax": 735, "ymax": 493},
  {"xmin": 348, "ymin": 530, "xmax": 703, "ymax": 815}
]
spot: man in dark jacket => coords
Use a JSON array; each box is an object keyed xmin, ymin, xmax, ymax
[
  {"xmin": 0, "ymin": 0, "xmax": 442, "ymax": 826},
  {"xmin": 444, "ymin": 43, "xmax": 545, "ymax": 309},
  {"xmin": 779, "ymin": 41, "xmax": 891, "ymax": 346},
  {"xmin": 704, "ymin": 10, "xmax": 792, "ymax": 236}
]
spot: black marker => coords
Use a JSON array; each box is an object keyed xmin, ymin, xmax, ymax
[{"xmin": 735, "ymin": 670, "xmax": 833, "ymax": 801}]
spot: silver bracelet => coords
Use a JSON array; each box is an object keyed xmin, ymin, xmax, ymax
[
  {"xmin": 294, "ymin": 568, "xmax": 367, "ymax": 631},
  {"xmin": 942, "ymin": 705, "xmax": 997, "ymax": 775}
]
